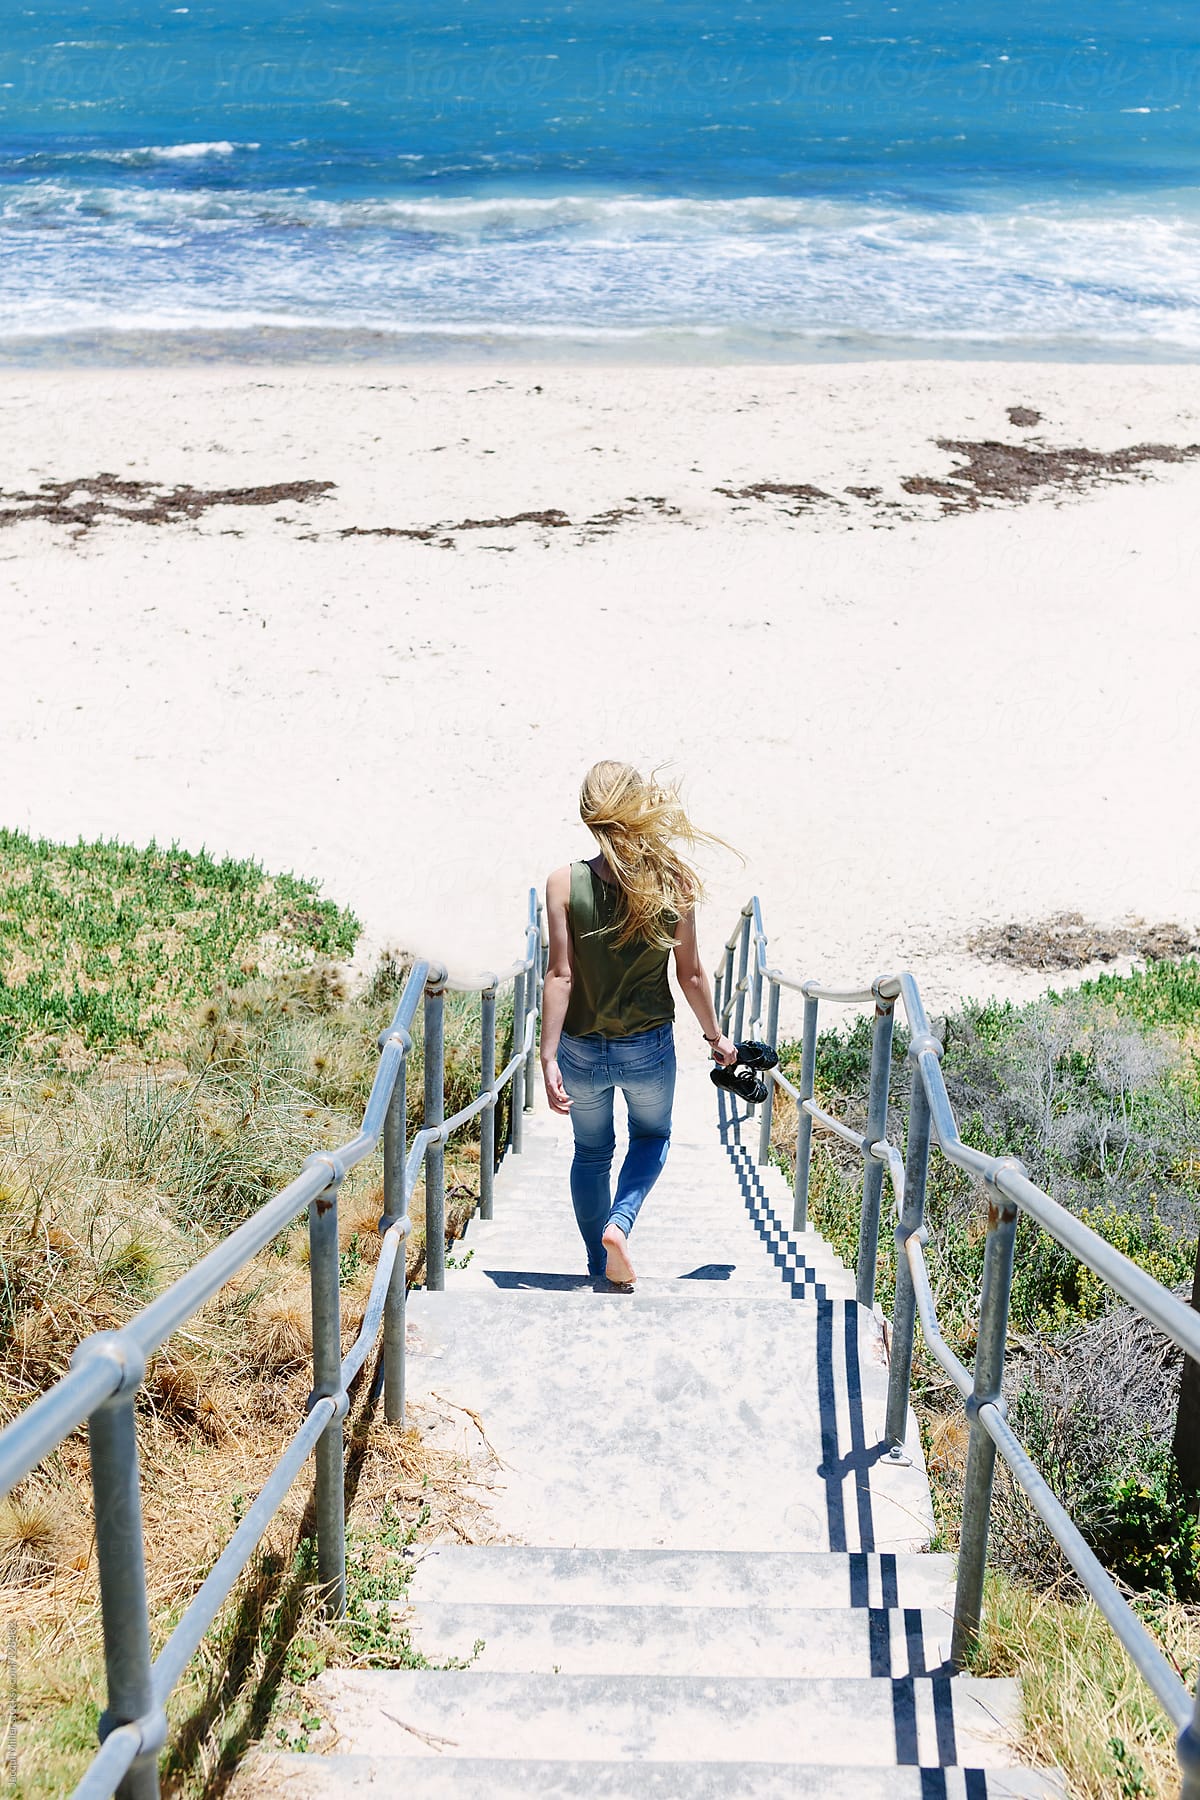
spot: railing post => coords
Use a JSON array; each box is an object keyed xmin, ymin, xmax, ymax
[
  {"xmin": 381, "ymin": 1049, "xmax": 408, "ymax": 1426},
  {"xmin": 749, "ymin": 938, "xmax": 763, "ymax": 1038},
  {"xmin": 511, "ymin": 971, "xmax": 526, "ymax": 1154},
  {"xmin": 308, "ymin": 1171, "xmax": 346, "ymax": 1616},
  {"xmin": 732, "ymin": 911, "xmax": 751, "ymax": 1043},
  {"xmin": 1179, "ymin": 1688, "xmax": 1200, "ymax": 1800},
  {"xmin": 423, "ymin": 979, "xmax": 446, "ymax": 1292},
  {"xmin": 757, "ymin": 979, "xmax": 781, "ymax": 1166},
  {"xmin": 885, "ymin": 1068, "xmax": 935, "ymax": 1452},
  {"xmin": 855, "ymin": 991, "xmax": 897, "ymax": 1309},
  {"xmin": 480, "ymin": 985, "xmax": 497, "ymax": 1220},
  {"xmin": 793, "ymin": 994, "xmax": 818, "ymax": 1231},
  {"xmin": 720, "ymin": 943, "xmax": 735, "ymax": 1030},
  {"xmin": 523, "ymin": 938, "xmax": 538, "ymax": 1111},
  {"xmin": 951, "ymin": 1182, "xmax": 1019, "ymax": 1667},
  {"xmin": 87, "ymin": 1368, "xmax": 162, "ymax": 1800}
]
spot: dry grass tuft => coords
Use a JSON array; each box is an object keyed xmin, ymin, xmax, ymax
[
  {"xmin": 147, "ymin": 1348, "xmax": 231, "ymax": 1442},
  {"xmin": 0, "ymin": 1492, "xmax": 70, "ymax": 1585},
  {"xmin": 975, "ymin": 1573, "xmax": 1200, "ymax": 1798},
  {"xmin": 923, "ymin": 1408, "xmax": 970, "ymax": 1493},
  {"xmin": 247, "ymin": 1280, "xmax": 314, "ymax": 1375}
]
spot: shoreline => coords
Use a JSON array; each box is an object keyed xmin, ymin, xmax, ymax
[
  {"xmin": 3, "ymin": 356, "xmax": 1198, "ymax": 1019},
  {"xmin": 5, "ymin": 334, "xmax": 1200, "ymax": 372}
]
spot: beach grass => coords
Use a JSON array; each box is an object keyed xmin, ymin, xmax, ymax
[
  {"xmin": 0, "ymin": 833, "xmax": 507, "ymax": 1796},
  {"xmin": 972, "ymin": 1574, "xmax": 1199, "ymax": 1800}
]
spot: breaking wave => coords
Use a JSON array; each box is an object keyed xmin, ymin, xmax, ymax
[{"xmin": 1, "ymin": 181, "xmax": 1199, "ymax": 357}]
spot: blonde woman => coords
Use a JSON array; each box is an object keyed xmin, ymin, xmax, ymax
[{"xmin": 540, "ymin": 762, "xmax": 736, "ymax": 1290}]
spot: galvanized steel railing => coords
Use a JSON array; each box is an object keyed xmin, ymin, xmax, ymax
[
  {"xmin": 0, "ymin": 891, "xmax": 543, "ymax": 1800},
  {"xmin": 716, "ymin": 897, "xmax": 1200, "ymax": 1800}
]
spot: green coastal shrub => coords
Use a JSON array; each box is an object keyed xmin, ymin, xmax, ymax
[
  {"xmin": 1103, "ymin": 1449, "xmax": 1200, "ymax": 1600},
  {"xmin": 1080, "ymin": 957, "xmax": 1200, "ymax": 1034},
  {"xmin": 1010, "ymin": 1199, "xmax": 1193, "ymax": 1333},
  {"xmin": 776, "ymin": 965, "xmax": 1200, "ymax": 1603}
]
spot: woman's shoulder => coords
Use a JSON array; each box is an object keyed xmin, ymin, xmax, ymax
[{"xmin": 546, "ymin": 863, "xmax": 576, "ymax": 903}]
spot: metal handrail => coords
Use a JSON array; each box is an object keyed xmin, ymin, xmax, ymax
[
  {"xmin": 715, "ymin": 896, "xmax": 1200, "ymax": 1800},
  {"xmin": 1, "ymin": 890, "xmax": 545, "ymax": 1800}
]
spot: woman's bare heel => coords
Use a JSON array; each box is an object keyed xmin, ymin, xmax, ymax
[{"xmin": 602, "ymin": 1223, "xmax": 636, "ymax": 1286}]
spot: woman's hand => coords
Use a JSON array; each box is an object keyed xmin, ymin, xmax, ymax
[
  {"xmin": 542, "ymin": 1057, "xmax": 572, "ymax": 1114},
  {"xmin": 710, "ymin": 1034, "xmax": 737, "ymax": 1067}
]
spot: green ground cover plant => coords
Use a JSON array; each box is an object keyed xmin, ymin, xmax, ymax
[
  {"xmin": 773, "ymin": 962, "xmax": 1200, "ymax": 1797},
  {"xmin": 0, "ymin": 828, "xmax": 360, "ymax": 1062},
  {"xmin": 0, "ymin": 833, "xmax": 511, "ymax": 1796}
]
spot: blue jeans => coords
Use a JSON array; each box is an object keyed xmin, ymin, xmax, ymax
[{"xmin": 556, "ymin": 1023, "xmax": 676, "ymax": 1278}]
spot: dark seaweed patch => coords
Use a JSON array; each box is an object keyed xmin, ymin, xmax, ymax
[{"xmin": 0, "ymin": 474, "xmax": 334, "ymax": 531}]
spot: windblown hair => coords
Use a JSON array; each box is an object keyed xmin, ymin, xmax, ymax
[{"xmin": 579, "ymin": 760, "xmax": 728, "ymax": 950}]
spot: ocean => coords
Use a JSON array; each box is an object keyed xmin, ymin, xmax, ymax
[{"xmin": 1, "ymin": 0, "xmax": 1198, "ymax": 362}]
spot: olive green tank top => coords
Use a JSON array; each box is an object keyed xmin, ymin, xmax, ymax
[{"xmin": 562, "ymin": 861, "xmax": 675, "ymax": 1039}]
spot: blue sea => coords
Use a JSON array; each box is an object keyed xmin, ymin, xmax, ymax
[{"xmin": 1, "ymin": 1, "xmax": 1198, "ymax": 362}]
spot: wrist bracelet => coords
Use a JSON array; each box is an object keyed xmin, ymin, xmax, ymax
[{"xmin": 703, "ymin": 1030, "xmax": 720, "ymax": 1044}]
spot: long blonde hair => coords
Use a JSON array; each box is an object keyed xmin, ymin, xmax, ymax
[{"xmin": 579, "ymin": 761, "xmax": 728, "ymax": 950}]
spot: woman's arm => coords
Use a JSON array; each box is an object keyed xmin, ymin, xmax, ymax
[
  {"xmin": 673, "ymin": 911, "xmax": 736, "ymax": 1065},
  {"xmin": 539, "ymin": 864, "xmax": 575, "ymax": 1113}
]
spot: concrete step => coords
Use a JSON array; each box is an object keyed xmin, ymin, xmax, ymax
[
  {"xmin": 404, "ymin": 1289, "xmax": 930, "ymax": 1552},
  {"xmin": 443, "ymin": 1274, "xmax": 834, "ymax": 1301},
  {"xmin": 474, "ymin": 1188, "xmax": 802, "ymax": 1217},
  {"xmin": 402, "ymin": 1600, "xmax": 954, "ymax": 1677},
  {"xmin": 453, "ymin": 1232, "xmax": 853, "ymax": 1285},
  {"xmin": 445, "ymin": 1253, "xmax": 855, "ymax": 1298},
  {"xmin": 488, "ymin": 1166, "xmax": 845, "ymax": 1248},
  {"xmin": 307, "ymin": 1669, "xmax": 1027, "ymax": 1768},
  {"xmin": 459, "ymin": 1213, "xmax": 792, "ymax": 1237},
  {"xmin": 448, "ymin": 1229, "xmax": 848, "ymax": 1268},
  {"xmin": 449, "ymin": 1219, "xmax": 854, "ymax": 1285},
  {"xmin": 490, "ymin": 1173, "xmax": 770, "ymax": 1190},
  {"xmin": 457, "ymin": 1226, "xmax": 850, "ymax": 1276},
  {"xmin": 487, "ymin": 1181, "xmax": 794, "ymax": 1209},
  {"xmin": 404, "ymin": 1546, "xmax": 958, "ymax": 1613},
  {"xmin": 500, "ymin": 1145, "xmax": 759, "ymax": 1164},
  {"xmin": 467, "ymin": 1216, "xmax": 846, "ymax": 1260},
  {"xmin": 496, "ymin": 1150, "xmax": 780, "ymax": 1181},
  {"xmin": 259, "ymin": 1751, "xmax": 1065, "ymax": 1797},
  {"xmin": 482, "ymin": 1186, "xmax": 776, "ymax": 1208}
]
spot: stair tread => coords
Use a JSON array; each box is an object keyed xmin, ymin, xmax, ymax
[
  {"xmin": 404, "ymin": 1545, "xmax": 958, "ymax": 1610},
  {"xmin": 257, "ymin": 1752, "xmax": 1066, "ymax": 1797},
  {"xmin": 404, "ymin": 1288, "xmax": 931, "ymax": 1552},
  {"xmin": 309, "ymin": 1668, "xmax": 1028, "ymax": 1768},
  {"xmin": 401, "ymin": 1599, "xmax": 955, "ymax": 1675}
]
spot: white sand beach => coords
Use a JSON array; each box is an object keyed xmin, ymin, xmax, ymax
[{"xmin": 2, "ymin": 358, "xmax": 1199, "ymax": 1016}]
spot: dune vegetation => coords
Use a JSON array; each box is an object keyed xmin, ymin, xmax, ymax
[
  {"xmin": 0, "ymin": 832, "xmax": 510, "ymax": 1796},
  {"xmin": 774, "ymin": 961, "xmax": 1200, "ymax": 1799},
  {"xmin": 7, "ymin": 825, "xmax": 1199, "ymax": 1798}
]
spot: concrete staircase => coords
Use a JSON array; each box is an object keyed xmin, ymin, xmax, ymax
[{"xmin": 258, "ymin": 1057, "xmax": 1064, "ymax": 1797}]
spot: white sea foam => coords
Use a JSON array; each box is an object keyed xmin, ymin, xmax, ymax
[
  {"xmin": 5, "ymin": 181, "xmax": 1199, "ymax": 243},
  {"xmin": 2, "ymin": 184, "xmax": 1199, "ymax": 356},
  {"xmin": 141, "ymin": 141, "xmax": 246, "ymax": 160},
  {"xmin": 2, "ymin": 142, "xmax": 260, "ymax": 171}
]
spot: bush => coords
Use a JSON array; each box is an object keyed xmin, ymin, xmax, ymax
[
  {"xmin": 1104, "ymin": 1450, "xmax": 1200, "ymax": 1600},
  {"xmin": 988, "ymin": 1303, "xmax": 1199, "ymax": 1600},
  {"xmin": 814, "ymin": 1011, "xmax": 911, "ymax": 1099},
  {"xmin": 775, "ymin": 970, "xmax": 1200, "ymax": 1604}
]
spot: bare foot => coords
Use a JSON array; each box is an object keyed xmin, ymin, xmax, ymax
[{"xmin": 602, "ymin": 1223, "xmax": 636, "ymax": 1286}]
